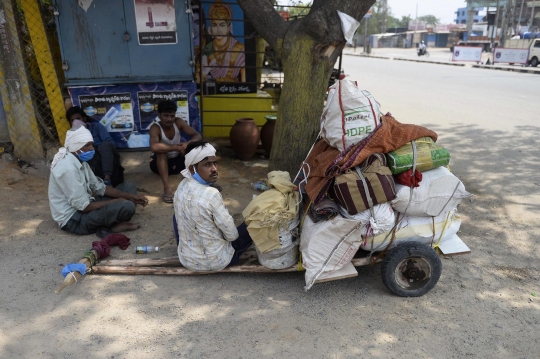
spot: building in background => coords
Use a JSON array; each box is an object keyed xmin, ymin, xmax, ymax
[{"xmin": 455, "ymin": 7, "xmax": 486, "ymax": 24}]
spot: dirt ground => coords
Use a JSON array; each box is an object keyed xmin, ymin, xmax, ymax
[{"xmin": 1, "ymin": 133, "xmax": 539, "ymax": 359}]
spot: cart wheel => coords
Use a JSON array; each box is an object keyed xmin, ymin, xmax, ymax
[{"xmin": 380, "ymin": 242, "xmax": 442, "ymax": 297}]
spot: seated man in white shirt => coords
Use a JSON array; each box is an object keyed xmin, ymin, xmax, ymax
[
  {"xmin": 49, "ymin": 126, "xmax": 148, "ymax": 235},
  {"xmin": 173, "ymin": 141, "xmax": 252, "ymax": 271}
]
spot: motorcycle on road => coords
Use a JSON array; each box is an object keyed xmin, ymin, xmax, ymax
[{"xmin": 417, "ymin": 47, "xmax": 430, "ymax": 57}]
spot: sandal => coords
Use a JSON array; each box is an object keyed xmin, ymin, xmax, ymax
[{"xmin": 162, "ymin": 194, "xmax": 174, "ymax": 203}]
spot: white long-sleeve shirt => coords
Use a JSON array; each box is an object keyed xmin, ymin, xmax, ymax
[
  {"xmin": 174, "ymin": 178, "xmax": 239, "ymax": 271},
  {"xmin": 48, "ymin": 153, "xmax": 106, "ymax": 228}
]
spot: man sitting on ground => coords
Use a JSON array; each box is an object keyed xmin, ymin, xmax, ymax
[
  {"xmin": 49, "ymin": 126, "xmax": 148, "ymax": 235},
  {"xmin": 173, "ymin": 141, "xmax": 252, "ymax": 271},
  {"xmin": 149, "ymin": 100, "xmax": 201, "ymax": 203}
]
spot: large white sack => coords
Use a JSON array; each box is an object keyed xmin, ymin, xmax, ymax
[
  {"xmin": 300, "ymin": 216, "xmax": 364, "ymax": 290},
  {"xmin": 320, "ymin": 80, "xmax": 381, "ymax": 151},
  {"xmin": 391, "ymin": 167, "xmax": 472, "ymax": 216},
  {"xmin": 360, "ymin": 209, "xmax": 461, "ymax": 251},
  {"xmin": 338, "ymin": 202, "xmax": 395, "ymax": 237}
]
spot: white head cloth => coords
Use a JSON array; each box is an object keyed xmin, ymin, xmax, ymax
[
  {"xmin": 50, "ymin": 126, "xmax": 94, "ymax": 169},
  {"xmin": 181, "ymin": 143, "xmax": 216, "ymax": 179}
]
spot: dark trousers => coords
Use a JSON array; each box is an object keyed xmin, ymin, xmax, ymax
[
  {"xmin": 62, "ymin": 182, "xmax": 137, "ymax": 235},
  {"xmin": 150, "ymin": 153, "xmax": 185, "ymax": 175},
  {"xmin": 172, "ymin": 215, "xmax": 253, "ymax": 266},
  {"xmin": 87, "ymin": 142, "xmax": 124, "ymax": 187},
  {"xmin": 98, "ymin": 142, "xmax": 115, "ymax": 176}
]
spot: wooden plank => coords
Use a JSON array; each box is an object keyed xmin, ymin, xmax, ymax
[
  {"xmin": 315, "ymin": 262, "xmax": 358, "ymax": 284},
  {"xmin": 98, "ymin": 257, "xmax": 181, "ymax": 267},
  {"xmin": 94, "ymin": 253, "xmax": 375, "ymax": 273},
  {"xmin": 92, "ymin": 264, "xmax": 303, "ymax": 276},
  {"xmin": 438, "ymin": 234, "xmax": 471, "ymax": 256},
  {"xmin": 97, "ymin": 251, "xmax": 259, "ymax": 267}
]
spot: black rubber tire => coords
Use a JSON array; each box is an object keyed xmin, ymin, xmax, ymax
[
  {"xmin": 531, "ymin": 57, "xmax": 539, "ymax": 67},
  {"xmin": 380, "ymin": 242, "xmax": 442, "ymax": 297}
]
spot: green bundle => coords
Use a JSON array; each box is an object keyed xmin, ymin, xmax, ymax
[{"xmin": 386, "ymin": 137, "xmax": 450, "ymax": 175}]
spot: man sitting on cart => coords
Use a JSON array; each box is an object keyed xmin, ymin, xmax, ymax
[{"xmin": 173, "ymin": 141, "xmax": 252, "ymax": 271}]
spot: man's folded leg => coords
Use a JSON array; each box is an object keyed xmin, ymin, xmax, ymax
[{"xmin": 62, "ymin": 200, "xmax": 136, "ymax": 235}]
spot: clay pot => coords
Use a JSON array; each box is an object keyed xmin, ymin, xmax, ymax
[
  {"xmin": 229, "ymin": 118, "xmax": 260, "ymax": 160},
  {"xmin": 260, "ymin": 115, "xmax": 277, "ymax": 158}
]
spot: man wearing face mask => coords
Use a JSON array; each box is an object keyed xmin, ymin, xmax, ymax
[
  {"xmin": 173, "ymin": 141, "xmax": 252, "ymax": 271},
  {"xmin": 49, "ymin": 126, "xmax": 148, "ymax": 235}
]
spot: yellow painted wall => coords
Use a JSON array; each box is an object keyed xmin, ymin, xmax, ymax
[{"xmin": 201, "ymin": 92, "xmax": 277, "ymax": 137}]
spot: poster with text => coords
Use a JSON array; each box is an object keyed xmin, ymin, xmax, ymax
[
  {"xmin": 137, "ymin": 90, "xmax": 189, "ymax": 131},
  {"xmin": 452, "ymin": 46, "xmax": 483, "ymax": 62},
  {"xmin": 194, "ymin": 0, "xmax": 257, "ymax": 94},
  {"xmin": 69, "ymin": 82, "xmax": 200, "ymax": 149},
  {"xmin": 493, "ymin": 48, "xmax": 529, "ymax": 64},
  {"xmin": 134, "ymin": 0, "xmax": 177, "ymax": 45},
  {"xmin": 78, "ymin": 93, "xmax": 135, "ymax": 133}
]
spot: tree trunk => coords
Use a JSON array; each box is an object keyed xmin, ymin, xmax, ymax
[
  {"xmin": 269, "ymin": 23, "xmax": 339, "ymax": 175},
  {"xmin": 238, "ymin": 0, "xmax": 375, "ymax": 176}
]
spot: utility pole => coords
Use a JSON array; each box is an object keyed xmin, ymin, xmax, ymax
[
  {"xmin": 414, "ymin": 3, "xmax": 418, "ymax": 47},
  {"xmin": 518, "ymin": 0, "xmax": 525, "ymax": 33},
  {"xmin": 531, "ymin": 0, "xmax": 536, "ymax": 28},
  {"xmin": 380, "ymin": 0, "xmax": 388, "ymax": 34},
  {"xmin": 492, "ymin": 0, "xmax": 500, "ymax": 50}
]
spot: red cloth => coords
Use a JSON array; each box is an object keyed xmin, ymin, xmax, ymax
[
  {"xmin": 396, "ymin": 169, "xmax": 423, "ymax": 188},
  {"xmin": 92, "ymin": 234, "xmax": 131, "ymax": 259}
]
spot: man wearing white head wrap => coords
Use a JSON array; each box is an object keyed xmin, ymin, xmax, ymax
[
  {"xmin": 173, "ymin": 141, "xmax": 253, "ymax": 271},
  {"xmin": 48, "ymin": 127, "xmax": 149, "ymax": 235}
]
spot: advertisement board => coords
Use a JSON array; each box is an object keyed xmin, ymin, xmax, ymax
[
  {"xmin": 69, "ymin": 82, "xmax": 200, "ymax": 149},
  {"xmin": 134, "ymin": 0, "xmax": 177, "ymax": 45},
  {"xmin": 493, "ymin": 48, "xmax": 529, "ymax": 64},
  {"xmin": 452, "ymin": 46, "xmax": 483, "ymax": 62},
  {"xmin": 408, "ymin": 20, "xmax": 426, "ymax": 31}
]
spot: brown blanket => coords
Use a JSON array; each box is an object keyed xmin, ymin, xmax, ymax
[{"xmin": 304, "ymin": 115, "xmax": 438, "ymax": 203}]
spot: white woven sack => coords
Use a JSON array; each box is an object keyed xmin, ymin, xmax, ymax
[
  {"xmin": 391, "ymin": 167, "xmax": 472, "ymax": 216},
  {"xmin": 321, "ymin": 80, "xmax": 381, "ymax": 151},
  {"xmin": 300, "ymin": 216, "xmax": 364, "ymax": 290},
  {"xmin": 360, "ymin": 209, "xmax": 461, "ymax": 251},
  {"xmin": 338, "ymin": 203, "xmax": 395, "ymax": 237}
]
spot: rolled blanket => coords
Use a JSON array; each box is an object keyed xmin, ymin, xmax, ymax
[{"xmin": 308, "ymin": 197, "xmax": 339, "ymax": 223}]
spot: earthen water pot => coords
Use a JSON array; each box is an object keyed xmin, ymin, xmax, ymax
[
  {"xmin": 260, "ymin": 115, "xmax": 277, "ymax": 158},
  {"xmin": 229, "ymin": 118, "xmax": 260, "ymax": 160}
]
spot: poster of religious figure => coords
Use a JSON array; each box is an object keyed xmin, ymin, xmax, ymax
[{"xmin": 194, "ymin": 0, "xmax": 256, "ymax": 94}]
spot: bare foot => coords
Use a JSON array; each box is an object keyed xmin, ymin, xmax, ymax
[{"xmin": 111, "ymin": 222, "xmax": 140, "ymax": 233}]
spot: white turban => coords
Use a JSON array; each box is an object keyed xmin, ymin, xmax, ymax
[
  {"xmin": 181, "ymin": 143, "xmax": 216, "ymax": 179},
  {"xmin": 50, "ymin": 126, "xmax": 94, "ymax": 169}
]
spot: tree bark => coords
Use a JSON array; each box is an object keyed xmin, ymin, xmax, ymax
[{"xmin": 238, "ymin": 0, "xmax": 375, "ymax": 176}]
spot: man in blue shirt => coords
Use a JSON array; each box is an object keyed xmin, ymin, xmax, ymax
[{"xmin": 66, "ymin": 106, "xmax": 124, "ymax": 187}]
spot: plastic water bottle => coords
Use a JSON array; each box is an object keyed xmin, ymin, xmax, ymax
[
  {"xmin": 135, "ymin": 246, "xmax": 159, "ymax": 254},
  {"xmin": 251, "ymin": 181, "xmax": 269, "ymax": 191}
]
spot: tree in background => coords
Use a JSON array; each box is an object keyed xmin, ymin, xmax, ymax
[
  {"xmin": 237, "ymin": 0, "xmax": 375, "ymax": 175},
  {"xmin": 396, "ymin": 15, "xmax": 413, "ymax": 28},
  {"xmin": 418, "ymin": 15, "xmax": 440, "ymax": 25}
]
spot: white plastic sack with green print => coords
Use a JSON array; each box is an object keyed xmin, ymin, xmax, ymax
[{"xmin": 320, "ymin": 80, "xmax": 381, "ymax": 151}]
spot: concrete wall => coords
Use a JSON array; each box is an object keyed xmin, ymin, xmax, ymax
[{"xmin": 0, "ymin": 86, "xmax": 10, "ymax": 143}]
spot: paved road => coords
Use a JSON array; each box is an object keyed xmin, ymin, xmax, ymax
[
  {"xmin": 343, "ymin": 46, "xmax": 540, "ymax": 73},
  {"xmin": 342, "ymin": 53, "xmax": 540, "ymax": 217}
]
